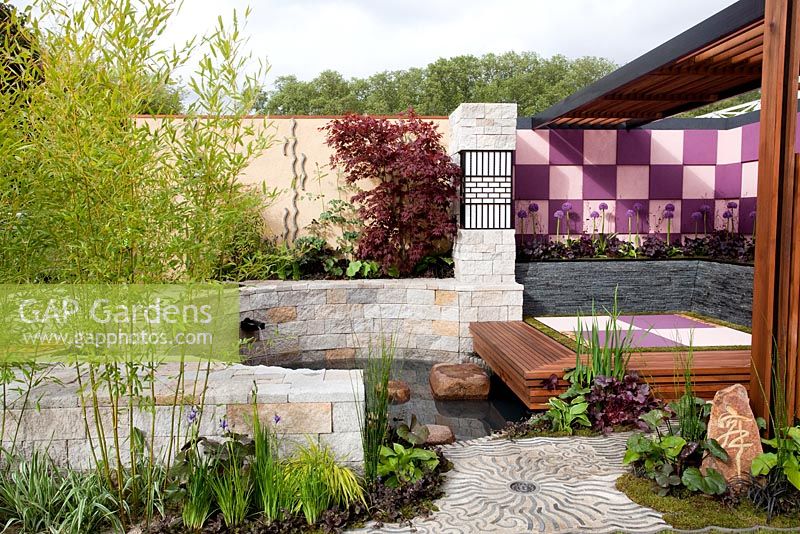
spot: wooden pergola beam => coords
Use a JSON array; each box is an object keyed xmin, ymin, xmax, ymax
[
  {"xmin": 654, "ymin": 65, "xmax": 763, "ymax": 76},
  {"xmin": 750, "ymin": 0, "xmax": 800, "ymax": 423},
  {"xmin": 562, "ymin": 111, "xmax": 664, "ymax": 119},
  {"xmin": 602, "ymin": 93, "xmax": 719, "ymax": 102}
]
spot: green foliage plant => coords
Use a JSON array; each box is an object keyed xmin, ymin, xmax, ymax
[
  {"xmin": 208, "ymin": 429, "xmax": 253, "ymax": 528},
  {"xmin": 0, "ymin": 450, "xmax": 121, "ymax": 534},
  {"xmin": 396, "ymin": 414, "xmax": 429, "ymax": 446},
  {"xmin": 1, "ymin": 0, "xmax": 274, "ymax": 528},
  {"xmin": 180, "ymin": 406, "xmax": 214, "ymax": 532},
  {"xmin": 670, "ymin": 341, "xmax": 711, "ymax": 444},
  {"xmin": 377, "ymin": 443, "xmax": 439, "ymax": 488},
  {"xmin": 624, "ymin": 408, "xmax": 728, "ymax": 497},
  {"xmin": 567, "ymin": 289, "xmax": 633, "ymax": 391},
  {"xmin": 286, "ymin": 440, "xmax": 365, "ymax": 525},
  {"xmin": 251, "ymin": 392, "xmax": 294, "ymax": 524},
  {"xmin": 358, "ymin": 332, "xmax": 396, "ymax": 485},
  {"xmin": 545, "ymin": 395, "xmax": 591, "ymax": 435},
  {"xmin": 750, "ymin": 343, "xmax": 800, "ymax": 493}
]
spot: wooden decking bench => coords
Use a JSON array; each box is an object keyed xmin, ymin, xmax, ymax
[{"xmin": 470, "ymin": 321, "xmax": 751, "ymax": 410}]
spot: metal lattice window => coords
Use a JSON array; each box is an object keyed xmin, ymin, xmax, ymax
[{"xmin": 459, "ymin": 150, "xmax": 514, "ymax": 230}]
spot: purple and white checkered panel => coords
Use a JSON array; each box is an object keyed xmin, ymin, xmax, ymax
[{"xmin": 513, "ymin": 116, "xmax": 800, "ymax": 240}]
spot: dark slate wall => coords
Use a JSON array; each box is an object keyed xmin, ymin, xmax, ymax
[
  {"xmin": 691, "ymin": 261, "xmax": 753, "ymax": 327},
  {"xmin": 515, "ymin": 260, "xmax": 753, "ymax": 326}
]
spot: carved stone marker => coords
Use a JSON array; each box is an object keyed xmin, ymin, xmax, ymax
[{"xmin": 701, "ymin": 383, "xmax": 763, "ymax": 482}]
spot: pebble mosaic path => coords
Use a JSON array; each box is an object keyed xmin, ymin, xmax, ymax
[{"xmin": 355, "ymin": 432, "xmax": 668, "ymax": 534}]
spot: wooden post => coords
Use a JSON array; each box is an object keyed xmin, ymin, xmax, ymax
[{"xmin": 750, "ymin": 0, "xmax": 800, "ymax": 423}]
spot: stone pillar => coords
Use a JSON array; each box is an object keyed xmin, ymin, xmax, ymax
[
  {"xmin": 449, "ymin": 103, "xmax": 518, "ymax": 285},
  {"xmin": 449, "ymin": 104, "xmax": 523, "ymax": 330},
  {"xmin": 449, "ymin": 103, "xmax": 517, "ymax": 153},
  {"xmin": 452, "ymin": 229, "xmax": 517, "ymax": 284}
]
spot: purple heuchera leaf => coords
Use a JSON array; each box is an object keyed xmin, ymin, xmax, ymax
[
  {"xmin": 517, "ymin": 209, "xmax": 528, "ymax": 219},
  {"xmin": 541, "ymin": 373, "xmax": 559, "ymax": 391},
  {"xmin": 598, "ymin": 202, "xmax": 609, "ymax": 211},
  {"xmin": 554, "ymin": 210, "xmax": 565, "ymax": 219},
  {"xmin": 584, "ymin": 373, "xmax": 663, "ymax": 433}
]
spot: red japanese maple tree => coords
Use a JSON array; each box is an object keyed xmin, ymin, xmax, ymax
[{"xmin": 323, "ymin": 110, "xmax": 460, "ymax": 275}]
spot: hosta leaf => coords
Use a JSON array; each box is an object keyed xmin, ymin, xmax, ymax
[
  {"xmin": 785, "ymin": 465, "xmax": 800, "ymax": 490},
  {"xmin": 660, "ymin": 435, "xmax": 687, "ymax": 458},
  {"xmin": 623, "ymin": 449, "xmax": 640, "ymax": 465},
  {"xmin": 346, "ymin": 260, "xmax": 362, "ymax": 277},
  {"xmin": 751, "ymin": 452, "xmax": 777, "ymax": 476}
]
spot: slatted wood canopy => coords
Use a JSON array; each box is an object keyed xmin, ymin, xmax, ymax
[{"xmin": 526, "ymin": 0, "xmax": 769, "ymax": 129}]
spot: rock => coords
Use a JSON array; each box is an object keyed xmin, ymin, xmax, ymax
[
  {"xmin": 701, "ymin": 384, "xmax": 763, "ymax": 483},
  {"xmin": 325, "ymin": 348, "xmax": 356, "ymax": 364},
  {"xmin": 388, "ymin": 380, "xmax": 411, "ymax": 405},
  {"xmin": 266, "ymin": 306, "xmax": 297, "ymax": 323},
  {"xmin": 429, "ymin": 363, "xmax": 490, "ymax": 400},
  {"xmin": 425, "ymin": 424, "xmax": 455, "ymax": 445}
]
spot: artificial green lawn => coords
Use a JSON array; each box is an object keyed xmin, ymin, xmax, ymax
[{"xmin": 616, "ymin": 473, "xmax": 800, "ymax": 530}]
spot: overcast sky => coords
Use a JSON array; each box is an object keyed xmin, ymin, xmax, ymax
[
  {"xmin": 15, "ymin": 0, "xmax": 740, "ymax": 86},
  {"xmin": 176, "ymin": 0, "xmax": 739, "ymax": 82}
]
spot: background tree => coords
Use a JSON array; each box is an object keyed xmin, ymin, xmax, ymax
[
  {"xmin": 137, "ymin": 79, "xmax": 184, "ymax": 114},
  {"xmin": 255, "ymin": 52, "xmax": 618, "ymax": 116},
  {"xmin": 680, "ymin": 89, "xmax": 761, "ymax": 117}
]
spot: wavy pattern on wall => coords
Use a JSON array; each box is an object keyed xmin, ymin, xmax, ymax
[{"xmin": 280, "ymin": 119, "xmax": 308, "ymax": 243}]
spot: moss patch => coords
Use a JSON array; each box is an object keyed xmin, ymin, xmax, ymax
[
  {"xmin": 523, "ymin": 316, "xmax": 749, "ymax": 354},
  {"xmin": 616, "ymin": 473, "xmax": 800, "ymax": 530}
]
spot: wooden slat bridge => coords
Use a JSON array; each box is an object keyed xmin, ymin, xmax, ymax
[{"xmin": 471, "ymin": 322, "xmax": 751, "ymax": 410}]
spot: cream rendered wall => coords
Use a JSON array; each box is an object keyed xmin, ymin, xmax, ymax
[{"xmin": 137, "ymin": 115, "xmax": 450, "ymax": 243}]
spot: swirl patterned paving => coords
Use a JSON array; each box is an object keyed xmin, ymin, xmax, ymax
[{"xmin": 354, "ymin": 433, "xmax": 667, "ymax": 533}]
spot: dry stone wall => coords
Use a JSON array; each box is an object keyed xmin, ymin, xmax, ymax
[
  {"xmin": 3, "ymin": 363, "xmax": 364, "ymax": 469},
  {"xmin": 241, "ymin": 278, "xmax": 523, "ymax": 361}
]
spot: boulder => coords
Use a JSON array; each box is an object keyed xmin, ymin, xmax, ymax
[
  {"xmin": 388, "ymin": 380, "xmax": 411, "ymax": 405},
  {"xmin": 425, "ymin": 424, "xmax": 455, "ymax": 445},
  {"xmin": 701, "ymin": 384, "xmax": 763, "ymax": 483},
  {"xmin": 429, "ymin": 363, "xmax": 490, "ymax": 400}
]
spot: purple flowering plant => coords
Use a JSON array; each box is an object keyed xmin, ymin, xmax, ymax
[
  {"xmin": 561, "ymin": 202, "xmax": 573, "ymax": 239},
  {"xmin": 528, "ymin": 202, "xmax": 539, "ymax": 236},
  {"xmin": 590, "ymin": 210, "xmax": 600, "ymax": 233},
  {"xmin": 554, "ymin": 209, "xmax": 565, "ymax": 238}
]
